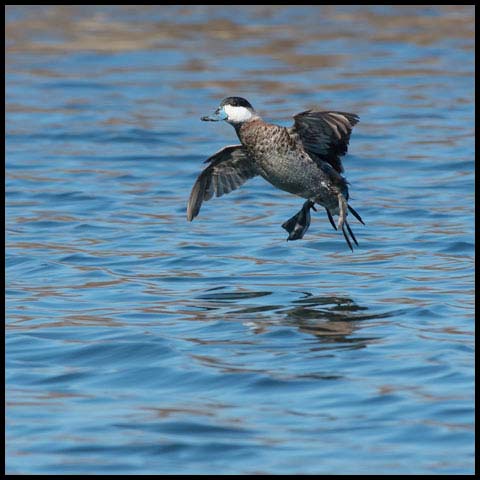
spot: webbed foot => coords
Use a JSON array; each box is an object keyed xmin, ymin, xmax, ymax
[{"xmin": 282, "ymin": 200, "xmax": 315, "ymax": 241}]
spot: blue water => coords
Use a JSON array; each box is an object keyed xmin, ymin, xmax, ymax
[{"xmin": 6, "ymin": 5, "xmax": 475, "ymax": 475}]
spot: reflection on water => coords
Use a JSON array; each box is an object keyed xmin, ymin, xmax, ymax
[
  {"xmin": 6, "ymin": 4, "xmax": 474, "ymax": 476},
  {"xmin": 195, "ymin": 288, "xmax": 385, "ymax": 344}
]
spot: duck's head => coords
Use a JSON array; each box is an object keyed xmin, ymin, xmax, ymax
[{"xmin": 201, "ymin": 97, "xmax": 257, "ymax": 125}]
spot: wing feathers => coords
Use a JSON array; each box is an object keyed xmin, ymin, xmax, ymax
[
  {"xmin": 291, "ymin": 110, "xmax": 359, "ymax": 173},
  {"xmin": 187, "ymin": 172, "xmax": 211, "ymax": 221},
  {"xmin": 187, "ymin": 144, "xmax": 257, "ymax": 221}
]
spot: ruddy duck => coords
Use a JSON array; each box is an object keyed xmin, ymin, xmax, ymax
[{"xmin": 187, "ymin": 97, "xmax": 364, "ymax": 250}]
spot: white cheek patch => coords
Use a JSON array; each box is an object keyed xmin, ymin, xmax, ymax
[{"xmin": 223, "ymin": 105, "xmax": 252, "ymax": 122}]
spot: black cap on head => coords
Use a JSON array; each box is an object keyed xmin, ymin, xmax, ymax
[{"xmin": 220, "ymin": 97, "xmax": 253, "ymax": 109}]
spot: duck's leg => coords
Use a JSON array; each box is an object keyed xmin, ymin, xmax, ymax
[
  {"xmin": 282, "ymin": 200, "xmax": 315, "ymax": 241},
  {"xmin": 337, "ymin": 194, "xmax": 359, "ymax": 251},
  {"xmin": 325, "ymin": 208, "xmax": 337, "ymax": 231},
  {"xmin": 337, "ymin": 193, "xmax": 347, "ymax": 231}
]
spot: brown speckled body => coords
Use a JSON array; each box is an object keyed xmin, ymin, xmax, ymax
[
  {"xmin": 189, "ymin": 97, "xmax": 363, "ymax": 249},
  {"xmin": 236, "ymin": 119, "xmax": 347, "ymax": 214}
]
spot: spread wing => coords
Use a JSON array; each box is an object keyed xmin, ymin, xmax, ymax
[
  {"xmin": 289, "ymin": 110, "xmax": 359, "ymax": 173},
  {"xmin": 187, "ymin": 144, "xmax": 257, "ymax": 221}
]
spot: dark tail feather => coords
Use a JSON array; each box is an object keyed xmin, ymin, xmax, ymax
[
  {"xmin": 342, "ymin": 225, "xmax": 353, "ymax": 252},
  {"xmin": 325, "ymin": 208, "xmax": 337, "ymax": 230},
  {"xmin": 345, "ymin": 220, "xmax": 358, "ymax": 247},
  {"xmin": 348, "ymin": 204, "xmax": 365, "ymax": 225}
]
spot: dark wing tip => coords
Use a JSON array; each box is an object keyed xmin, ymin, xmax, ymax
[
  {"xmin": 187, "ymin": 172, "xmax": 210, "ymax": 221},
  {"xmin": 186, "ymin": 204, "xmax": 196, "ymax": 221},
  {"xmin": 187, "ymin": 144, "xmax": 257, "ymax": 222},
  {"xmin": 341, "ymin": 112, "xmax": 360, "ymax": 127}
]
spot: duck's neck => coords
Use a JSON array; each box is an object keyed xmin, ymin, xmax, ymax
[{"xmin": 234, "ymin": 118, "xmax": 264, "ymax": 147}]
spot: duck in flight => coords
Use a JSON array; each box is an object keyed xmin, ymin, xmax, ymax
[{"xmin": 187, "ymin": 97, "xmax": 364, "ymax": 250}]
